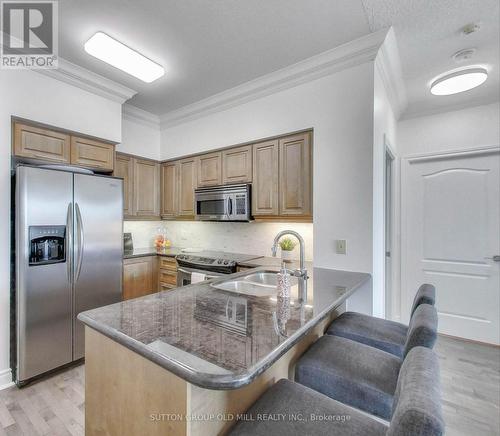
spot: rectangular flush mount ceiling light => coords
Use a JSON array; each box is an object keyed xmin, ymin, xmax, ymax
[{"xmin": 84, "ymin": 32, "xmax": 164, "ymax": 83}]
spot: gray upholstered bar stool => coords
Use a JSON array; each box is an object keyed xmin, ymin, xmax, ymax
[
  {"xmin": 229, "ymin": 347, "xmax": 444, "ymax": 436},
  {"xmin": 326, "ymin": 284, "xmax": 436, "ymax": 358},
  {"xmin": 294, "ymin": 303, "xmax": 438, "ymax": 419}
]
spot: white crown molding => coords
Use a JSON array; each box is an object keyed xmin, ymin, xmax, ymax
[
  {"xmin": 35, "ymin": 58, "xmax": 137, "ymax": 104},
  {"xmin": 122, "ymin": 104, "xmax": 160, "ymax": 128},
  {"xmin": 160, "ymin": 29, "xmax": 389, "ymax": 129},
  {"xmin": 375, "ymin": 27, "xmax": 408, "ymax": 120}
]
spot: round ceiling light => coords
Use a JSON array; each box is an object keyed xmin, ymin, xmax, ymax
[{"xmin": 430, "ymin": 68, "xmax": 488, "ymax": 95}]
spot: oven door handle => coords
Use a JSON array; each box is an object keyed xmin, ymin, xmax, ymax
[{"xmin": 178, "ymin": 267, "xmax": 225, "ymax": 278}]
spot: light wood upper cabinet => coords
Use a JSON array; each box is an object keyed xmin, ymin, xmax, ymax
[
  {"xmin": 279, "ymin": 133, "xmax": 312, "ymax": 216},
  {"xmin": 178, "ymin": 157, "xmax": 197, "ymax": 216},
  {"xmin": 13, "ymin": 121, "xmax": 116, "ymax": 171},
  {"xmin": 252, "ymin": 140, "xmax": 279, "ymax": 216},
  {"xmin": 134, "ymin": 159, "xmax": 160, "ymax": 218},
  {"xmin": 197, "ymin": 152, "xmax": 222, "ymax": 187},
  {"xmin": 123, "ymin": 257, "xmax": 158, "ymax": 301},
  {"xmin": 71, "ymin": 136, "xmax": 114, "ymax": 171},
  {"xmin": 161, "ymin": 162, "xmax": 177, "ymax": 218},
  {"xmin": 222, "ymin": 145, "xmax": 252, "ymax": 184},
  {"xmin": 13, "ymin": 122, "xmax": 70, "ymax": 163},
  {"xmin": 114, "ymin": 154, "xmax": 134, "ymax": 218}
]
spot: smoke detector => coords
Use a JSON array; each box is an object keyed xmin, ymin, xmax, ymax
[
  {"xmin": 461, "ymin": 23, "xmax": 481, "ymax": 35},
  {"xmin": 453, "ymin": 48, "xmax": 476, "ymax": 63}
]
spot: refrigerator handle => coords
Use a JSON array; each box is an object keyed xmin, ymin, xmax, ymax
[
  {"xmin": 66, "ymin": 202, "xmax": 73, "ymax": 284},
  {"xmin": 75, "ymin": 203, "xmax": 84, "ymax": 282}
]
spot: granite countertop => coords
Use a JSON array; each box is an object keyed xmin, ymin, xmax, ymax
[
  {"xmin": 123, "ymin": 247, "xmax": 184, "ymax": 259},
  {"xmin": 78, "ymin": 266, "xmax": 370, "ymax": 390},
  {"xmin": 238, "ymin": 256, "xmax": 313, "ymax": 270}
]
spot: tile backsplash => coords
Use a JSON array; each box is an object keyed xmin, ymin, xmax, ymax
[{"xmin": 124, "ymin": 221, "xmax": 313, "ymax": 260}]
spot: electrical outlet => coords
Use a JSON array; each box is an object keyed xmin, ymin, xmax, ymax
[{"xmin": 336, "ymin": 239, "xmax": 347, "ymax": 255}]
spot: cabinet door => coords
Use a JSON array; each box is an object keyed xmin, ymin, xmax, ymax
[
  {"xmin": 114, "ymin": 153, "xmax": 134, "ymax": 217},
  {"xmin": 197, "ymin": 152, "xmax": 222, "ymax": 187},
  {"xmin": 222, "ymin": 145, "xmax": 252, "ymax": 184},
  {"xmin": 178, "ymin": 157, "xmax": 197, "ymax": 217},
  {"xmin": 123, "ymin": 257, "xmax": 158, "ymax": 300},
  {"xmin": 252, "ymin": 140, "xmax": 279, "ymax": 216},
  {"xmin": 134, "ymin": 159, "xmax": 160, "ymax": 218},
  {"xmin": 13, "ymin": 122, "xmax": 70, "ymax": 163},
  {"xmin": 161, "ymin": 162, "xmax": 177, "ymax": 218},
  {"xmin": 279, "ymin": 133, "xmax": 312, "ymax": 216},
  {"xmin": 71, "ymin": 136, "xmax": 115, "ymax": 171}
]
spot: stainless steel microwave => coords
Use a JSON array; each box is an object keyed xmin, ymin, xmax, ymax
[{"xmin": 195, "ymin": 184, "xmax": 251, "ymax": 221}]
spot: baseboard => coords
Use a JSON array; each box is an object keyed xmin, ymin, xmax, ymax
[{"xmin": 0, "ymin": 368, "xmax": 14, "ymax": 391}]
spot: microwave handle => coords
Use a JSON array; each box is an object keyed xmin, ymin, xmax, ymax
[{"xmin": 228, "ymin": 197, "xmax": 233, "ymax": 215}]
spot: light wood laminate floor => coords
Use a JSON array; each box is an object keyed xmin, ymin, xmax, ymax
[{"xmin": 0, "ymin": 336, "xmax": 498, "ymax": 435}]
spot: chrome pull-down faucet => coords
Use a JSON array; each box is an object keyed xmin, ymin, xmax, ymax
[{"xmin": 271, "ymin": 230, "xmax": 308, "ymax": 301}]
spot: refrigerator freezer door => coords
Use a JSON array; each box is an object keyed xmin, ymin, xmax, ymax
[
  {"xmin": 73, "ymin": 174, "xmax": 123, "ymax": 359},
  {"xmin": 16, "ymin": 166, "xmax": 73, "ymax": 382}
]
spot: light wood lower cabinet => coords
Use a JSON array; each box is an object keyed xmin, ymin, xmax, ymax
[
  {"xmin": 123, "ymin": 255, "xmax": 178, "ymax": 300},
  {"xmin": 122, "ymin": 257, "xmax": 158, "ymax": 300},
  {"xmin": 158, "ymin": 256, "xmax": 178, "ymax": 291},
  {"xmin": 222, "ymin": 145, "xmax": 252, "ymax": 184},
  {"xmin": 13, "ymin": 122, "xmax": 71, "ymax": 163},
  {"xmin": 252, "ymin": 140, "xmax": 279, "ymax": 216},
  {"xmin": 71, "ymin": 136, "xmax": 114, "ymax": 171}
]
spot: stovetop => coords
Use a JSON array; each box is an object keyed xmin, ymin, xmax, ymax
[{"xmin": 175, "ymin": 251, "xmax": 262, "ymax": 272}]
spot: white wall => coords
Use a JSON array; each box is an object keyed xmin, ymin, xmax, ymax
[
  {"xmin": 119, "ymin": 117, "xmax": 161, "ymax": 160},
  {"xmin": 398, "ymin": 102, "xmax": 500, "ymax": 157},
  {"xmin": 124, "ymin": 221, "xmax": 313, "ymax": 260},
  {"xmin": 372, "ymin": 58, "xmax": 398, "ymax": 319},
  {"xmin": 0, "ymin": 69, "xmax": 122, "ymax": 388},
  {"xmin": 161, "ymin": 62, "xmax": 376, "ymax": 286}
]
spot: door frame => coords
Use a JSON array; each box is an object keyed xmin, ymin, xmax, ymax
[
  {"xmin": 400, "ymin": 144, "xmax": 500, "ymax": 324},
  {"xmin": 383, "ymin": 136, "xmax": 398, "ymax": 321}
]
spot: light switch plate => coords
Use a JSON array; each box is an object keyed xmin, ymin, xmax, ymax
[{"xmin": 336, "ymin": 239, "xmax": 347, "ymax": 255}]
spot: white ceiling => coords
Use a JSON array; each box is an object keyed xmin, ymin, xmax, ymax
[
  {"xmin": 58, "ymin": 0, "xmax": 371, "ymax": 115},
  {"xmin": 58, "ymin": 0, "xmax": 499, "ymax": 118},
  {"xmin": 362, "ymin": 0, "xmax": 500, "ymax": 117}
]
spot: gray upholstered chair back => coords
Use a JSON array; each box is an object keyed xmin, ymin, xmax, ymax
[
  {"xmin": 410, "ymin": 284, "xmax": 436, "ymax": 316},
  {"xmin": 403, "ymin": 304, "xmax": 438, "ymax": 358},
  {"xmin": 387, "ymin": 347, "xmax": 445, "ymax": 436}
]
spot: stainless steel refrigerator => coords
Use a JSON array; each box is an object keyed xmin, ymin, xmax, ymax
[{"xmin": 14, "ymin": 165, "xmax": 123, "ymax": 385}]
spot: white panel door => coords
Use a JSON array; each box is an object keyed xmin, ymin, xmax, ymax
[{"xmin": 403, "ymin": 149, "xmax": 499, "ymax": 344}]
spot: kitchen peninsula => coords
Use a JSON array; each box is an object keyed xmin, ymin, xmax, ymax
[{"xmin": 78, "ymin": 266, "xmax": 371, "ymax": 436}]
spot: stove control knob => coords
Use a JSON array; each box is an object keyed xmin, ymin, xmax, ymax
[
  {"xmin": 217, "ymin": 259, "xmax": 223, "ymax": 264},
  {"xmin": 223, "ymin": 260, "xmax": 229, "ymax": 265}
]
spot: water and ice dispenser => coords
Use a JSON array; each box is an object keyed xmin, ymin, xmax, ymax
[{"xmin": 29, "ymin": 225, "xmax": 66, "ymax": 266}]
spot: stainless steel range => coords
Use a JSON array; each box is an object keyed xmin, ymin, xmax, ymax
[{"xmin": 176, "ymin": 251, "xmax": 261, "ymax": 286}]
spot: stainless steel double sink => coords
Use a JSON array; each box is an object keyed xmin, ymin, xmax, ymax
[{"xmin": 211, "ymin": 270, "xmax": 298, "ymax": 297}]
